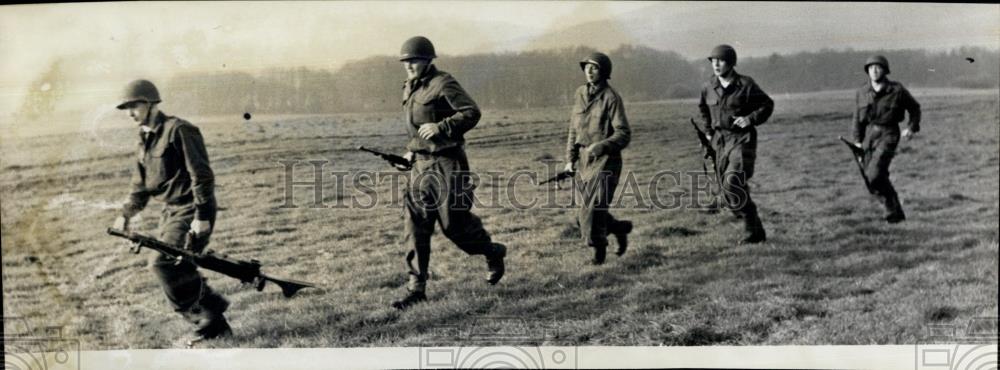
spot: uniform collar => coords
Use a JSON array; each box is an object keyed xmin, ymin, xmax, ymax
[
  {"xmin": 580, "ymin": 81, "xmax": 609, "ymax": 111},
  {"xmin": 867, "ymin": 79, "xmax": 896, "ymax": 94},
  {"xmin": 408, "ymin": 64, "xmax": 438, "ymax": 86},
  {"xmin": 587, "ymin": 81, "xmax": 607, "ymax": 95},
  {"xmin": 403, "ymin": 64, "xmax": 438, "ymax": 101},
  {"xmin": 711, "ymin": 71, "xmax": 742, "ymax": 89},
  {"xmin": 139, "ymin": 111, "xmax": 167, "ymax": 140}
]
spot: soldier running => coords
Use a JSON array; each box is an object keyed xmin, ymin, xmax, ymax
[
  {"xmin": 696, "ymin": 45, "xmax": 773, "ymax": 244},
  {"xmin": 391, "ymin": 36, "xmax": 507, "ymax": 310},
  {"xmin": 111, "ymin": 79, "xmax": 232, "ymax": 347},
  {"xmin": 851, "ymin": 55, "xmax": 921, "ymax": 223},
  {"xmin": 563, "ymin": 52, "xmax": 633, "ymax": 265}
]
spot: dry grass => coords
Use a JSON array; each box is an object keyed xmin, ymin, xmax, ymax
[{"xmin": 2, "ymin": 89, "xmax": 997, "ymax": 349}]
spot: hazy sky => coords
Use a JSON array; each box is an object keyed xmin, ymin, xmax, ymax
[{"xmin": 0, "ymin": 1, "xmax": 997, "ymax": 117}]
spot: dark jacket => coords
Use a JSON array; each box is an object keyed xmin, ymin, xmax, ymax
[
  {"xmin": 565, "ymin": 82, "xmax": 631, "ymax": 163},
  {"xmin": 852, "ymin": 80, "xmax": 921, "ymax": 143},
  {"xmin": 402, "ymin": 65, "xmax": 482, "ymax": 154},
  {"xmin": 122, "ymin": 112, "xmax": 216, "ymax": 220},
  {"xmin": 697, "ymin": 72, "xmax": 774, "ymax": 136}
]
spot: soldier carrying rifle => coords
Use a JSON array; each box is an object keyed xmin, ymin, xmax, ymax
[
  {"xmin": 562, "ymin": 52, "xmax": 633, "ymax": 265},
  {"xmin": 110, "ymin": 79, "xmax": 232, "ymax": 347},
  {"xmin": 695, "ymin": 45, "xmax": 773, "ymax": 244},
  {"xmin": 390, "ymin": 36, "xmax": 507, "ymax": 310},
  {"xmin": 850, "ymin": 55, "xmax": 921, "ymax": 223}
]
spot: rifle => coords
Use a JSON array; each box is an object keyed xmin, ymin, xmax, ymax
[
  {"xmin": 359, "ymin": 146, "xmax": 412, "ymax": 171},
  {"xmin": 689, "ymin": 118, "xmax": 716, "ymax": 162},
  {"xmin": 838, "ymin": 136, "xmax": 874, "ymax": 194},
  {"xmin": 107, "ymin": 228, "xmax": 315, "ymax": 298},
  {"xmin": 539, "ymin": 170, "xmax": 575, "ymax": 186},
  {"xmin": 690, "ymin": 118, "xmax": 721, "ymax": 190}
]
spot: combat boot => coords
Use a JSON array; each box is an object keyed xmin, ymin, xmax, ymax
[
  {"xmin": 885, "ymin": 186, "xmax": 906, "ymax": 224},
  {"xmin": 885, "ymin": 196, "xmax": 906, "ymax": 223},
  {"xmin": 391, "ymin": 290, "xmax": 427, "ymax": 310},
  {"xmin": 176, "ymin": 317, "xmax": 232, "ymax": 348},
  {"xmin": 612, "ymin": 220, "xmax": 633, "ymax": 256},
  {"xmin": 740, "ymin": 231, "xmax": 767, "ymax": 244},
  {"xmin": 392, "ymin": 273, "xmax": 428, "ymax": 310},
  {"xmin": 886, "ymin": 212, "xmax": 906, "ymax": 224},
  {"xmin": 591, "ymin": 245, "xmax": 607, "ymax": 265},
  {"xmin": 485, "ymin": 243, "xmax": 506, "ymax": 285},
  {"xmin": 740, "ymin": 212, "xmax": 767, "ymax": 244}
]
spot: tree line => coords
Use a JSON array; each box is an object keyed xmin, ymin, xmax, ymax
[{"xmin": 163, "ymin": 45, "xmax": 999, "ymax": 115}]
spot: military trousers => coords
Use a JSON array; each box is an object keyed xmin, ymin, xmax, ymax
[
  {"xmin": 713, "ymin": 130, "xmax": 765, "ymax": 237},
  {"xmin": 575, "ymin": 154, "xmax": 629, "ymax": 247},
  {"xmin": 403, "ymin": 149, "xmax": 494, "ymax": 292},
  {"xmin": 151, "ymin": 202, "xmax": 229, "ymax": 334},
  {"xmin": 862, "ymin": 125, "xmax": 904, "ymax": 219}
]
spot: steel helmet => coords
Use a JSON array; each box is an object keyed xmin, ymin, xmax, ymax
[
  {"xmin": 864, "ymin": 55, "xmax": 890, "ymax": 74},
  {"xmin": 116, "ymin": 79, "xmax": 161, "ymax": 109},
  {"xmin": 707, "ymin": 44, "xmax": 737, "ymax": 65},
  {"xmin": 579, "ymin": 52, "xmax": 613, "ymax": 80},
  {"xmin": 400, "ymin": 36, "xmax": 437, "ymax": 61}
]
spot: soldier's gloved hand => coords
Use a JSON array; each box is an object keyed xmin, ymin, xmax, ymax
[
  {"xmin": 186, "ymin": 219, "xmax": 212, "ymax": 254},
  {"xmin": 733, "ymin": 116, "xmax": 751, "ymax": 128},
  {"xmin": 418, "ymin": 123, "xmax": 440, "ymax": 140},
  {"xmin": 191, "ymin": 219, "xmax": 212, "ymax": 237},
  {"xmin": 184, "ymin": 231, "xmax": 209, "ymax": 254},
  {"xmin": 113, "ymin": 215, "xmax": 130, "ymax": 231},
  {"xmin": 901, "ymin": 129, "xmax": 914, "ymax": 140},
  {"xmin": 563, "ymin": 162, "xmax": 575, "ymax": 173}
]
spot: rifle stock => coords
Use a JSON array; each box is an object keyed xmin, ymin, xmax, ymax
[
  {"xmin": 107, "ymin": 228, "xmax": 315, "ymax": 298},
  {"xmin": 260, "ymin": 273, "xmax": 314, "ymax": 298}
]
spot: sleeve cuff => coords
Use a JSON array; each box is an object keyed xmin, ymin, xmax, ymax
[
  {"xmin": 194, "ymin": 200, "xmax": 217, "ymax": 221},
  {"xmin": 122, "ymin": 206, "xmax": 139, "ymax": 219},
  {"xmin": 437, "ymin": 121, "xmax": 453, "ymax": 138}
]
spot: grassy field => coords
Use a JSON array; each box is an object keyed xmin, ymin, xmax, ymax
[{"xmin": 1, "ymin": 89, "xmax": 997, "ymax": 349}]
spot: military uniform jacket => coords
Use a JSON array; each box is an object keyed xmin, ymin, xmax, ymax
[
  {"xmin": 697, "ymin": 72, "xmax": 774, "ymax": 136},
  {"xmin": 852, "ymin": 80, "xmax": 921, "ymax": 144},
  {"xmin": 565, "ymin": 82, "xmax": 631, "ymax": 163},
  {"xmin": 122, "ymin": 112, "xmax": 217, "ymax": 220},
  {"xmin": 402, "ymin": 65, "xmax": 482, "ymax": 154}
]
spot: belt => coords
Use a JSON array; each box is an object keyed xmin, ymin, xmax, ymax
[
  {"xmin": 413, "ymin": 146, "xmax": 463, "ymax": 160},
  {"xmin": 870, "ymin": 121, "xmax": 901, "ymax": 129},
  {"xmin": 713, "ymin": 126, "xmax": 752, "ymax": 135},
  {"xmin": 165, "ymin": 193, "xmax": 194, "ymax": 206}
]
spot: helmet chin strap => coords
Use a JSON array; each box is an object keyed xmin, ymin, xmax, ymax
[{"xmin": 142, "ymin": 102, "xmax": 154, "ymax": 127}]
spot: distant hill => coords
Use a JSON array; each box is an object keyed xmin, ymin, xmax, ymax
[
  {"xmin": 157, "ymin": 45, "xmax": 999, "ymax": 116},
  {"xmin": 8, "ymin": 45, "xmax": 996, "ymax": 123}
]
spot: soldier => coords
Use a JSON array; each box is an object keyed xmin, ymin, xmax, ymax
[
  {"xmin": 696, "ymin": 44, "xmax": 773, "ymax": 244},
  {"xmin": 391, "ymin": 36, "xmax": 507, "ymax": 310},
  {"xmin": 851, "ymin": 55, "xmax": 921, "ymax": 223},
  {"xmin": 111, "ymin": 79, "xmax": 232, "ymax": 347},
  {"xmin": 563, "ymin": 52, "xmax": 633, "ymax": 265}
]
